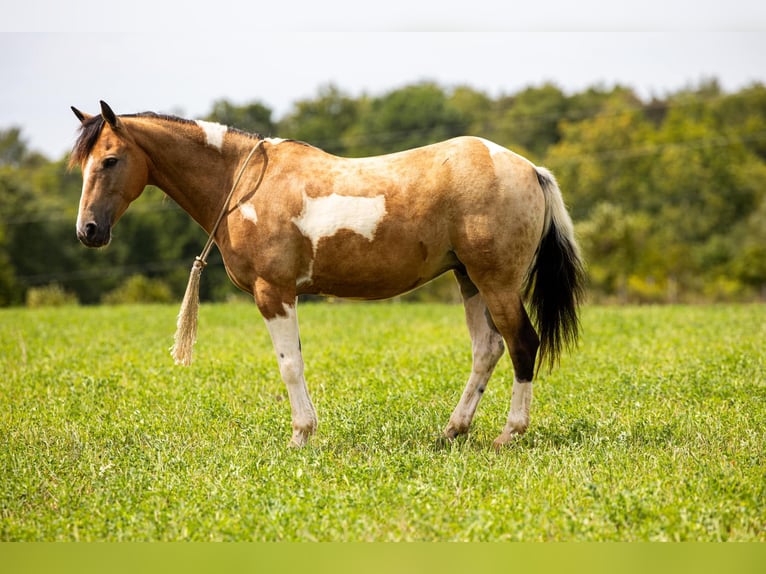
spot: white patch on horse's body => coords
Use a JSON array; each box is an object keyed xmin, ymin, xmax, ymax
[
  {"xmin": 239, "ymin": 202, "xmax": 258, "ymax": 225},
  {"xmin": 195, "ymin": 120, "xmax": 227, "ymax": 151},
  {"xmin": 291, "ymin": 193, "xmax": 387, "ymax": 254},
  {"xmin": 263, "ymin": 303, "xmax": 317, "ymax": 446},
  {"xmin": 476, "ymin": 137, "xmax": 533, "ymax": 168},
  {"xmin": 265, "ymin": 137, "xmax": 286, "ymax": 145},
  {"xmin": 296, "ymin": 260, "xmax": 314, "ymax": 288},
  {"xmin": 476, "ymin": 137, "xmax": 509, "ymax": 157}
]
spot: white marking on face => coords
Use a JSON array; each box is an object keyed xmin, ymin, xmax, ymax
[
  {"xmin": 83, "ymin": 156, "xmax": 96, "ymax": 181},
  {"xmin": 76, "ymin": 156, "xmax": 96, "ymax": 230},
  {"xmin": 292, "ymin": 193, "xmax": 387, "ymax": 254},
  {"xmin": 195, "ymin": 120, "xmax": 228, "ymax": 151},
  {"xmin": 239, "ymin": 202, "xmax": 258, "ymax": 225}
]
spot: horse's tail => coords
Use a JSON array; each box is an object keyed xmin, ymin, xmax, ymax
[{"xmin": 524, "ymin": 167, "xmax": 585, "ymax": 372}]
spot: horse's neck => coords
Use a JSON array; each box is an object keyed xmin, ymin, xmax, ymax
[{"xmin": 128, "ymin": 118, "xmax": 244, "ymax": 233}]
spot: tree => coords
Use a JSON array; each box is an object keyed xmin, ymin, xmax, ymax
[
  {"xmin": 546, "ymin": 89, "xmax": 655, "ymax": 221},
  {"xmin": 278, "ymin": 84, "xmax": 359, "ymax": 155},
  {"xmin": 0, "ymin": 128, "xmax": 27, "ymax": 168},
  {"xmin": 0, "ymin": 224, "xmax": 18, "ymax": 306},
  {"xmin": 205, "ymin": 99, "xmax": 275, "ymax": 136},
  {"xmin": 349, "ymin": 82, "xmax": 470, "ymax": 156},
  {"xmin": 493, "ymin": 83, "xmax": 570, "ymax": 159},
  {"xmin": 575, "ymin": 202, "xmax": 657, "ymax": 302},
  {"xmin": 712, "ymin": 83, "xmax": 766, "ymax": 161},
  {"xmin": 447, "ymin": 85, "xmax": 494, "ymax": 136}
]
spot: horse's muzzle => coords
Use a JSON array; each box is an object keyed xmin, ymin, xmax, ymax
[{"xmin": 77, "ymin": 221, "xmax": 111, "ymax": 247}]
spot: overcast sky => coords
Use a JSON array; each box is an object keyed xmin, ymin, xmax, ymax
[{"xmin": 2, "ymin": 1, "xmax": 765, "ymax": 159}]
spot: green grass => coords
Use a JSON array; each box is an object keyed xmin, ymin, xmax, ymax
[{"xmin": 1, "ymin": 302, "xmax": 764, "ymax": 541}]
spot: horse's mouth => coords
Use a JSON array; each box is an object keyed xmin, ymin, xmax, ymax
[{"xmin": 77, "ymin": 222, "xmax": 112, "ymax": 248}]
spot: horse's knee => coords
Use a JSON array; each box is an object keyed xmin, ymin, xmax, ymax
[
  {"xmin": 277, "ymin": 355, "xmax": 304, "ymax": 386},
  {"xmin": 473, "ymin": 330, "xmax": 505, "ymax": 373}
]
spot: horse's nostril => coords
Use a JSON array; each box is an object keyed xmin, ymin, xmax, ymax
[
  {"xmin": 84, "ymin": 222, "xmax": 97, "ymax": 239},
  {"xmin": 78, "ymin": 221, "xmax": 111, "ymax": 247}
]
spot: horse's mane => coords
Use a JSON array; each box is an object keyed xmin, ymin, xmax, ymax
[
  {"xmin": 68, "ymin": 112, "xmax": 262, "ymax": 169},
  {"xmin": 69, "ymin": 115, "xmax": 106, "ymax": 168}
]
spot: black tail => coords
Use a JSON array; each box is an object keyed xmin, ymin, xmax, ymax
[{"xmin": 524, "ymin": 168, "xmax": 585, "ymax": 372}]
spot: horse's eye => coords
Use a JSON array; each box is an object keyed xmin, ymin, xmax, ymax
[{"xmin": 103, "ymin": 157, "xmax": 119, "ymax": 169}]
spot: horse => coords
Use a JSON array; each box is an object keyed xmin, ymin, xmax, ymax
[{"xmin": 69, "ymin": 101, "xmax": 584, "ymax": 449}]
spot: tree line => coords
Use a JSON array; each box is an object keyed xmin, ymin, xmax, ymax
[{"xmin": 1, "ymin": 79, "xmax": 765, "ymax": 306}]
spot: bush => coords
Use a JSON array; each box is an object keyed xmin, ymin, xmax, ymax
[
  {"xmin": 102, "ymin": 275, "xmax": 173, "ymax": 305},
  {"xmin": 25, "ymin": 284, "xmax": 79, "ymax": 307},
  {"xmin": 626, "ymin": 275, "xmax": 668, "ymax": 304}
]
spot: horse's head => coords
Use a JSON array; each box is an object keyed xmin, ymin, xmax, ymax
[{"xmin": 70, "ymin": 101, "xmax": 149, "ymax": 247}]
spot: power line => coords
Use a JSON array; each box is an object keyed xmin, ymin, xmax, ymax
[
  {"xmin": 17, "ymin": 258, "xmax": 225, "ymax": 285},
  {"xmin": 0, "ymin": 201, "xmax": 179, "ymax": 226},
  {"xmin": 547, "ymin": 129, "xmax": 766, "ymax": 165}
]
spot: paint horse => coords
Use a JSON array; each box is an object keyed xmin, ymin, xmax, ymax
[{"xmin": 70, "ymin": 101, "xmax": 584, "ymax": 448}]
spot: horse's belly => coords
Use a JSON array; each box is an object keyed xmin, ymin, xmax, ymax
[{"xmin": 299, "ymin": 230, "xmax": 456, "ymax": 299}]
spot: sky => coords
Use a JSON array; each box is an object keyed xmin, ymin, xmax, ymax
[{"xmin": 2, "ymin": 1, "xmax": 766, "ymax": 159}]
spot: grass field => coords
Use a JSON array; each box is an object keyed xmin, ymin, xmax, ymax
[{"xmin": 1, "ymin": 302, "xmax": 764, "ymax": 541}]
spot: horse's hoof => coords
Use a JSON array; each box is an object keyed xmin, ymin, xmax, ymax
[
  {"xmin": 288, "ymin": 429, "xmax": 311, "ymax": 448},
  {"xmin": 492, "ymin": 431, "xmax": 523, "ymax": 452},
  {"xmin": 434, "ymin": 435, "xmax": 454, "ymax": 450}
]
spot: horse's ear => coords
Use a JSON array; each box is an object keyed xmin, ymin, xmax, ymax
[
  {"xmin": 71, "ymin": 106, "xmax": 91, "ymax": 124},
  {"xmin": 100, "ymin": 101, "xmax": 120, "ymax": 130}
]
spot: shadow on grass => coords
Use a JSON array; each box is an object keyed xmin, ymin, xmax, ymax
[
  {"xmin": 524, "ymin": 418, "xmax": 680, "ymax": 449},
  {"xmin": 428, "ymin": 417, "xmax": 680, "ymax": 454}
]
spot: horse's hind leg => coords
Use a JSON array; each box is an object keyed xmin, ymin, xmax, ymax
[
  {"xmin": 480, "ymin": 287, "xmax": 540, "ymax": 448},
  {"xmin": 443, "ymin": 270, "xmax": 506, "ymax": 440}
]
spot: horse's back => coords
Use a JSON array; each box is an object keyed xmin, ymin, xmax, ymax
[{"xmin": 301, "ymin": 137, "xmax": 544, "ymax": 296}]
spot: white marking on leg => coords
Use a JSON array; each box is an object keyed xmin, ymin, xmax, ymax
[
  {"xmin": 445, "ymin": 294, "xmax": 504, "ymax": 438},
  {"xmin": 291, "ymin": 193, "xmax": 387, "ymax": 254},
  {"xmin": 498, "ymin": 379, "xmax": 533, "ymax": 443},
  {"xmin": 195, "ymin": 120, "xmax": 228, "ymax": 151},
  {"xmin": 239, "ymin": 202, "xmax": 258, "ymax": 225},
  {"xmin": 508, "ymin": 379, "xmax": 532, "ymax": 432},
  {"xmin": 264, "ymin": 304, "xmax": 317, "ymax": 446}
]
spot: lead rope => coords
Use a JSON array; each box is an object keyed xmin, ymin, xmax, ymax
[{"xmin": 171, "ymin": 140, "xmax": 266, "ymax": 365}]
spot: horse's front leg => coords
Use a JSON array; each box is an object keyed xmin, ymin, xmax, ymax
[{"xmin": 255, "ymin": 280, "xmax": 317, "ymax": 447}]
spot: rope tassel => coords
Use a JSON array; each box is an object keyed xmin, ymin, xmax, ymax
[
  {"xmin": 168, "ymin": 139, "xmax": 265, "ymax": 367},
  {"xmin": 171, "ymin": 257, "xmax": 206, "ymax": 366}
]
